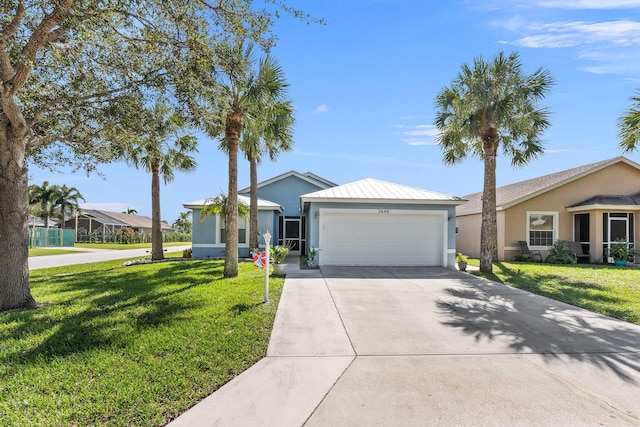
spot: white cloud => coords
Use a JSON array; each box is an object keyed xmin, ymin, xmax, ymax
[
  {"xmin": 400, "ymin": 124, "xmax": 440, "ymax": 146},
  {"xmin": 536, "ymin": 0, "xmax": 640, "ymax": 9},
  {"xmin": 313, "ymin": 104, "xmax": 329, "ymax": 113},
  {"xmin": 507, "ymin": 20, "xmax": 640, "ymax": 49}
]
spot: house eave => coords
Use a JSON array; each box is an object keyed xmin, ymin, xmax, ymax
[
  {"xmin": 567, "ymin": 204, "xmax": 640, "ymax": 212},
  {"xmin": 301, "ymin": 197, "xmax": 467, "ymax": 210},
  {"xmin": 455, "ymin": 206, "xmax": 506, "ymax": 217}
]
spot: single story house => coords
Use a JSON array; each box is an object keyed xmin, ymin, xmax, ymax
[
  {"xmin": 185, "ymin": 171, "xmax": 466, "ymax": 267},
  {"xmin": 456, "ymin": 156, "xmax": 640, "ymax": 263},
  {"xmin": 62, "ymin": 209, "xmax": 174, "ymax": 234}
]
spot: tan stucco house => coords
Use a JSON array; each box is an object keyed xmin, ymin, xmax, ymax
[{"xmin": 456, "ymin": 157, "xmax": 640, "ymax": 263}]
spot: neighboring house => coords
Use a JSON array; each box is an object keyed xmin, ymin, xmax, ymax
[
  {"xmin": 185, "ymin": 171, "xmax": 466, "ymax": 267},
  {"xmin": 63, "ymin": 209, "xmax": 174, "ymax": 234},
  {"xmin": 456, "ymin": 156, "xmax": 640, "ymax": 263}
]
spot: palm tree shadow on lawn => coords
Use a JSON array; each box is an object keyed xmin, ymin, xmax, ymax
[
  {"xmin": 3, "ymin": 263, "xmax": 217, "ymax": 363},
  {"xmin": 436, "ymin": 272, "xmax": 640, "ymax": 383}
]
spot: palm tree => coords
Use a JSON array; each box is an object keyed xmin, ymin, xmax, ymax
[
  {"xmin": 28, "ymin": 181, "xmax": 59, "ymax": 228},
  {"xmin": 241, "ymin": 85, "xmax": 294, "ymax": 250},
  {"xmin": 52, "ymin": 185, "xmax": 85, "ymax": 228},
  {"xmin": 200, "ymin": 194, "xmax": 249, "ymax": 244},
  {"xmin": 122, "ymin": 207, "xmax": 138, "ymax": 215},
  {"xmin": 124, "ymin": 99, "xmax": 198, "ymax": 260},
  {"xmin": 435, "ymin": 51, "xmax": 553, "ymax": 272},
  {"xmin": 618, "ymin": 90, "xmax": 640, "ymax": 153},
  {"xmin": 202, "ymin": 41, "xmax": 292, "ymax": 277},
  {"xmin": 172, "ymin": 211, "xmax": 193, "ymax": 234}
]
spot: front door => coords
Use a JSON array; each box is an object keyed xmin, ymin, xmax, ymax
[
  {"xmin": 280, "ymin": 216, "xmax": 305, "ymax": 256},
  {"xmin": 603, "ymin": 212, "xmax": 635, "ymax": 261}
]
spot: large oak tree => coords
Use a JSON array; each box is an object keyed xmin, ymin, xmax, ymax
[{"xmin": 0, "ymin": 0, "xmax": 310, "ymax": 311}]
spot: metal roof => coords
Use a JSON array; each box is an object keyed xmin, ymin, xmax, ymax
[
  {"xmin": 300, "ymin": 178, "xmax": 466, "ymax": 205},
  {"xmin": 182, "ymin": 195, "xmax": 282, "ymax": 210}
]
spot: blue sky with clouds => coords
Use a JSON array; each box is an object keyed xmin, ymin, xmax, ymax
[{"xmin": 29, "ymin": 0, "xmax": 640, "ymax": 223}]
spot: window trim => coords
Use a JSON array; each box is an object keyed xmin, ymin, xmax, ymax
[
  {"xmin": 526, "ymin": 211, "xmax": 558, "ymax": 249},
  {"xmin": 219, "ymin": 215, "xmax": 248, "ymax": 245}
]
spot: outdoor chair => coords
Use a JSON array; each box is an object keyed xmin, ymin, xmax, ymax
[
  {"xmin": 518, "ymin": 241, "xmax": 543, "ymax": 262},
  {"xmin": 566, "ymin": 241, "xmax": 590, "ymax": 263}
]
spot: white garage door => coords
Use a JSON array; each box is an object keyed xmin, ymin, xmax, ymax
[{"xmin": 319, "ymin": 209, "xmax": 446, "ymax": 266}]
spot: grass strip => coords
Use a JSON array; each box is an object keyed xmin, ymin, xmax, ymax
[{"xmin": 473, "ymin": 261, "xmax": 640, "ymax": 325}]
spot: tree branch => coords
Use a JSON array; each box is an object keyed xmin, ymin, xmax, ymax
[
  {"xmin": 10, "ymin": 0, "xmax": 74, "ymax": 92},
  {"xmin": 1, "ymin": 0, "xmax": 25, "ymax": 38}
]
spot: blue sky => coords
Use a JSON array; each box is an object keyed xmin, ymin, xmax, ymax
[{"xmin": 29, "ymin": 0, "xmax": 640, "ymax": 224}]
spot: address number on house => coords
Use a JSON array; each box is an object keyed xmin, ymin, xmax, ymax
[{"xmin": 378, "ymin": 209, "xmax": 390, "ymax": 214}]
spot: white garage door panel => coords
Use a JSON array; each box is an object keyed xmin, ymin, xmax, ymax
[{"xmin": 320, "ymin": 211, "xmax": 444, "ymax": 266}]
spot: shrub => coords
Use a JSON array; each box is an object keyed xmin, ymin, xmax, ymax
[{"xmin": 544, "ymin": 240, "xmax": 575, "ymax": 264}]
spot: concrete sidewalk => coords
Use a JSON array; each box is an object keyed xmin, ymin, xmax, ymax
[{"xmin": 169, "ymin": 265, "xmax": 640, "ymax": 426}]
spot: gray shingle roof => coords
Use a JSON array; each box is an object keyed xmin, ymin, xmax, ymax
[
  {"xmin": 81, "ymin": 210, "xmax": 174, "ymax": 231},
  {"xmin": 457, "ymin": 156, "xmax": 640, "ymax": 216},
  {"xmin": 569, "ymin": 192, "xmax": 640, "ymax": 208},
  {"xmin": 301, "ymin": 178, "xmax": 466, "ymax": 204}
]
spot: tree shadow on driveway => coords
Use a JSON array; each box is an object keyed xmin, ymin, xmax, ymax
[{"xmin": 436, "ymin": 274, "xmax": 640, "ymax": 383}]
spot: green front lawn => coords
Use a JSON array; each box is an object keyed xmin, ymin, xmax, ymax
[
  {"xmin": 0, "ymin": 259, "xmax": 283, "ymax": 426},
  {"xmin": 474, "ymin": 262, "xmax": 640, "ymax": 325}
]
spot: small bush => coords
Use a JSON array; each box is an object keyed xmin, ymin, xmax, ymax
[{"xmin": 545, "ymin": 240, "xmax": 575, "ymax": 264}]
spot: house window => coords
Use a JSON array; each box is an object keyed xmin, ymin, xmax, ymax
[
  {"xmin": 527, "ymin": 212, "xmax": 557, "ymax": 247},
  {"xmin": 220, "ymin": 217, "xmax": 247, "ymax": 244}
]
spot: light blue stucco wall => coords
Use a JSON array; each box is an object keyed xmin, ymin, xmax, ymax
[
  {"xmin": 253, "ymin": 175, "xmax": 328, "ymax": 216},
  {"xmin": 304, "ymin": 202, "xmax": 459, "ymax": 267},
  {"xmin": 190, "ymin": 207, "xmax": 278, "ymax": 259}
]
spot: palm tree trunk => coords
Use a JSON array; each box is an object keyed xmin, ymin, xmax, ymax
[
  {"xmin": 151, "ymin": 159, "xmax": 164, "ymax": 261},
  {"xmin": 249, "ymin": 156, "xmax": 259, "ymax": 251},
  {"xmin": 0, "ymin": 130, "xmax": 36, "ymax": 311},
  {"xmin": 480, "ymin": 139, "xmax": 498, "ymax": 273},
  {"xmin": 224, "ymin": 109, "xmax": 243, "ymax": 278}
]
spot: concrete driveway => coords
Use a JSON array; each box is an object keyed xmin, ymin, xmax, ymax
[{"xmin": 170, "ymin": 266, "xmax": 640, "ymax": 426}]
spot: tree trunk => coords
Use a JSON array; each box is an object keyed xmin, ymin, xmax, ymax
[
  {"xmin": 224, "ymin": 109, "xmax": 243, "ymax": 278},
  {"xmin": 249, "ymin": 156, "xmax": 259, "ymax": 251},
  {"xmin": 0, "ymin": 126, "xmax": 36, "ymax": 311},
  {"xmin": 479, "ymin": 140, "xmax": 498, "ymax": 273},
  {"xmin": 151, "ymin": 159, "xmax": 164, "ymax": 261}
]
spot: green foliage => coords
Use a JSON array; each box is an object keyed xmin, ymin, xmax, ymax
[
  {"xmin": 0, "ymin": 260, "xmax": 284, "ymax": 426},
  {"xmin": 308, "ymin": 247, "xmax": 321, "ymax": 261},
  {"xmin": 434, "ymin": 51, "xmax": 554, "ymax": 273},
  {"xmin": 544, "ymin": 240, "xmax": 576, "ymax": 265},
  {"xmin": 76, "ymin": 231, "xmax": 191, "ymax": 244},
  {"xmin": 28, "ymin": 181, "xmax": 85, "ymax": 226},
  {"xmin": 182, "ymin": 247, "xmax": 193, "ymax": 258},
  {"xmin": 435, "ymin": 51, "xmax": 554, "ymax": 167},
  {"xmin": 200, "ymin": 194, "xmax": 250, "ymax": 222},
  {"xmin": 608, "ymin": 238, "xmax": 638, "ymax": 262},
  {"xmin": 455, "ymin": 252, "xmax": 468, "ymax": 263},
  {"xmin": 120, "ymin": 99, "xmax": 198, "ymax": 184},
  {"xmin": 173, "ymin": 211, "xmax": 193, "ymax": 234},
  {"xmin": 618, "ymin": 90, "xmax": 640, "ymax": 153},
  {"xmin": 270, "ymin": 245, "xmax": 290, "ymax": 263}
]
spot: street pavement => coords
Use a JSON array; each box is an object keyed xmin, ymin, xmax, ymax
[
  {"xmin": 170, "ymin": 265, "xmax": 640, "ymax": 426},
  {"xmin": 28, "ymin": 245, "xmax": 192, "ymax": 270}
]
